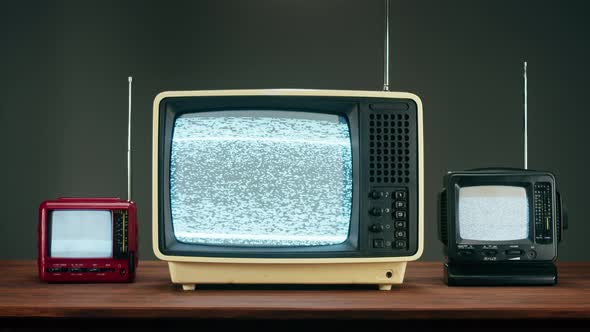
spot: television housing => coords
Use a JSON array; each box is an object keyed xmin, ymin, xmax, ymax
[
  {"xmin": 38, "ymin": 197, "xmax": 138, "ymax": 283},
  {"xmin": 438, "ymin": 168, "xmax": 567, "ymax": 285},
  {"xmin": 153, "ymin": 89, "xmax": 423, "ymax": 290}
]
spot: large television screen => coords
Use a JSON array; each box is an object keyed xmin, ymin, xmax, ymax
[
  {"xmin": 458, "ymin": 185, "xmax": 529, "ymax": 242},
  {"xmin": 169, "ymin": 110, "xmax": 353, "ymax": 247}
]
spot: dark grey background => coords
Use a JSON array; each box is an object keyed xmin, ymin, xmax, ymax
[{"xmin": 1, "ymin": 0, "xmax": 587, "ymax": 261}]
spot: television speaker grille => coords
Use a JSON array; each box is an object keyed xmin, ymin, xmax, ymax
[{"xmin": 368, "ymin": 112, "xmax": 412, "ymax": 184}]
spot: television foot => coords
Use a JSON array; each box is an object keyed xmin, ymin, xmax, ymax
[
  {"xmin": 182, "ymin": 284, "xmax": 196, "ymax": 291},
  {"xmin": 378, "ymin": 284, "xmax": 392, "ymax": 291}
]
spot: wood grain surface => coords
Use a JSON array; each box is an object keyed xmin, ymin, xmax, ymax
[{"xmin": 1, "ymin": 261, "xmax": 589, "ymax": 320}]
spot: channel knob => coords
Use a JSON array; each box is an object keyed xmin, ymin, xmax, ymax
[
  {"xmin": 370, "ymin": 207, "xmax": 384, "ymax": 216},
  {"xmin": 370, "ymin": 191, "xmax": 383, "ymax": 199},
  {"xmin": 370, "ymin": 223, "xmax": 384, "ymax": 233}
]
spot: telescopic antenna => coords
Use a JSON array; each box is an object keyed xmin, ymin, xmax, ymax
[
  {"xmin": 127, "ymin": 76, "xmax": 133, "ymax": 201},
  {"xmin": 382, "ymin": 0, "xmax": 390, "ymax": 91},
  {"xmin": 523, "ymin": 62, "xmax": 527, "ymax": 169}
]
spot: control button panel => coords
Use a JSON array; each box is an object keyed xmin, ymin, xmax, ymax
[
  {"xmin": 45, "ymin": 267, "xmax": 116, "ymax": 273},
  {"xmin": 534, "ymin": 183, "xmax": 553, "ymax": 244},
  {"xmin": 368, "ymin": 188, "xmax": 408, "ymax": 250},
  {"xmin": 454, "ymin": 244, "xmax": 544, "ymax": 261}
]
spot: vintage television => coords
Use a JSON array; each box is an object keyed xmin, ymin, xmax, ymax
[
  {"xmin": 152, "ymin": 89, "xmax": 423, "ymax": 290},
  {"xmin": 438, "ymin": 168, "xmax": 567, "ymax": 285},
  {"xmin": 38, "ymin": 198, "xmax": 138, "ymax": 282}
]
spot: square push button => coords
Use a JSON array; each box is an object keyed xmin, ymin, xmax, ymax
[
  {"xmin": 394, "ymin": 240, "xmax": 407, "ymax": 249},
  {"xmin": 394, "ymin": 211, "xmax": 407, "ymax": 220},
  {"xmin": 394, "ymin": 191, "xmax": 407, "ymax": 200},
  {"xmin": 373, "ymin": 239, "xmax": 385, "ymax": 248}
]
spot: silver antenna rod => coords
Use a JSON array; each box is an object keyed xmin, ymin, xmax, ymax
[
  {"xmin": 383, "ymin": 0, "xmax": 390, "ymax": 91},
  {"xmin": 523, "ymin": 62, "xmax": 527, "ymax": 169},
  {"xmin": 127, "ymin": 76, "xmax": 133, "ymax": 201}
]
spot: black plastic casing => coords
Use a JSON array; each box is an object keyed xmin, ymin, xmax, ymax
[{"xmin": 439, "ymin": 169, "xmax": 564, "ymax": 264}]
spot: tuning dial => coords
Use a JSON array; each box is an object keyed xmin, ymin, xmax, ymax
[
  {"xmin": 370, "ymin": 223, "xmax": 384, "ymax": 233},
  {"xmin": 370, "ymin": 191, "xmax": 383, "ymax": 199},
  {"xmin": 370, "ymin": 207, "xmax": 384, "ymax": 216}
]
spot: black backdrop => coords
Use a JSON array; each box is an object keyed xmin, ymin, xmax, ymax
[{"xmin": 0, "ymin": 0, "xmax": 588, "ymax": 261}]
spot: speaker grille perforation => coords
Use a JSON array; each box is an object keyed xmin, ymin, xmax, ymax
[{"xmin": 368, "ymin": 112, "xmax": 411, "ymax": 184}]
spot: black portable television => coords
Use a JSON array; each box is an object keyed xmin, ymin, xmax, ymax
[{"xmin": 438, "ymin": 168, "xmax": 567, "ymax": 285}]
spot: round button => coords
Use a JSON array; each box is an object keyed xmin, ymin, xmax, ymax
[{"xmin": 527, "ymin": 250, "xmax": 537, "ymax": 259}]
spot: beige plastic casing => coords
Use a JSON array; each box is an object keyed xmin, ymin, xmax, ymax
[{"xmin": 152, "ymin": 89, "xmax": 424, "ymax": 290}]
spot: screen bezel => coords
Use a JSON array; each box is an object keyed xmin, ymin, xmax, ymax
[{"xmin": 157, "ymin": 96, "xmax": 362, "ymax": 258}]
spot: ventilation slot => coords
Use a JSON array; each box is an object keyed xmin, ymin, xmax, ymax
[
  {"xmin": 556, "ymin": 191, "xmax": 562, "ymax": 242},
  {"xmin": 439, "ymin": 190, "xmax": 448, "ymax": 246},
  {"xmin": 368, "ymin": 112, "xmax": 411, "ymax": 184}
]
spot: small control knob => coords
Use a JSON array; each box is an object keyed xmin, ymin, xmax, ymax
[
  {"xmin": 370, "ymin": 191, "xmax": 383, "ymax": 199},
  {"xmin": 526, "ymin": 250, "xmax": 537, "ymax": 259},
  {"xmin": 370, "ymin": 207, "xmax": 384, "ymax": 216},
  {"xmin": 370, "ymin": 223, "xmax": 385, "ymax": 233}
]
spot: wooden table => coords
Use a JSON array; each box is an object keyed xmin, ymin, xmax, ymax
[{"xmin": 1, "ymin": 261, "xmax": 589, "ymax": 328}]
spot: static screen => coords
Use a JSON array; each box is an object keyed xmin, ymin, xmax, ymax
[
  {"xmin": 50, "ymin": 210, "xmax": 113, "ymax": 258},
  {"xmin": 170, "ymin": 111, "xmax": 353, "ymax": 247},
  {"xmin": 458, "ymin": 186, "xmax": 529, "ymax": 241}
]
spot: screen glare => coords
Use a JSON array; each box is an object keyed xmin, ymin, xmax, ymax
[
  {"xmin": 50, "ymin": 210, "xmax": 113, "ymax": 258},
  {"xmin": 170, "ymin": 111, "xmax": 353, "ymax": 247},
  {"xmin": 458, "ymin": 186, "xmax": 529, "ymax": 241}
]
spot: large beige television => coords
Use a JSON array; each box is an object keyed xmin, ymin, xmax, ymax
[{"xmin": 152, "ymin": 89, "xmax": 423, "ymax": 291}]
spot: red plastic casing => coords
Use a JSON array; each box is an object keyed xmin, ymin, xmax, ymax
[{"xmin": 38, "ymin": 197, "xmax": 138, "ymax": 283}]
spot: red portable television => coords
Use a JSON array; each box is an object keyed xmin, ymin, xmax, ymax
[{"xmin": 38, "ymin": 197, "xmax": 138, "ymax": 282}]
